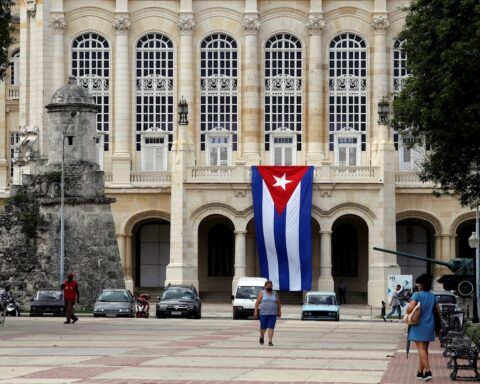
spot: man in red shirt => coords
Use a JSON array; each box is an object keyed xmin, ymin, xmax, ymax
[{"xmin": 61, "ymin": 272, "xmax": 79, "ymax": 324}]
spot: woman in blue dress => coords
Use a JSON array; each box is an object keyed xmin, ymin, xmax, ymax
[{"xmin": 406, "ymin": 273, "xmax": 440, "ymax": 381}]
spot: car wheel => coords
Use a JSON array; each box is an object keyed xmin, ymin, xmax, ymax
[
  {"xmin": 335, "ymin": 315, "xmax": 340, "ymax": 321},
  {"xmin": 195, "ymin": 310, "xmax": 201, "ymax": 319},
  {"xmin": 93, "ymin": 314, "xmax": 99, "ymax": 318},
  {"xmin": 301, "ymin": 313, "xmax": 304, "ymax": 321}
]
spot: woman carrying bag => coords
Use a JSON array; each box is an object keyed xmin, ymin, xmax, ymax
[{"xmin": 406, "ymin": 273, "xmax": 441, "ymax": 382}]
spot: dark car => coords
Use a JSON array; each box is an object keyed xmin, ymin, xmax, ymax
[
  {"xmin": 30, "ymin": 289, "xmax": 65, "ymax": 316},
  {"xmin": 156, "ymin": 284, "xmax": 201, "ymax": 319},
  {"xmin": 93, "ymin": 289, "xmax": 135, "ymax": 318}
]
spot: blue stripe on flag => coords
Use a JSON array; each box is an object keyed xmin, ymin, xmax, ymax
[
  {"xmin": 299, "ymin": 167, "xmax": 313, "ymax": 290},
  {"xmin": 273, "ymin": 208, "xmax": 290, "ymax": 291}
]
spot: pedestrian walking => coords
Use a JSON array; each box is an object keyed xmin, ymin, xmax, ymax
[
  {"xmin": 384, "ymin": 284, "xmax": 402, "ymax": 321},
  {"xmin": 253, "ymin": 280, "xmax": 281, "ymax": 346},
  {"xmin": 406, "ymin": 273, "xmax": 440, "ymax": 381},
  {"xmin": 338, "ymin": 279, "xmax": 347, "ymax": 304},
  {"xmin": 61, "ymin": 272, "xmax": 79, "ymax": 324}
]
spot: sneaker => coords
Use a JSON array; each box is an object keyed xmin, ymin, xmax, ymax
[
  {"xmin": 259, "ymin": 337, "xmax": 264, "ymax": 345},
  {"xmin": 268, "ymin": 342, "xmax": 273, "ymax": 346},
  {"xmin": 423, "ymin": 371, "xmax": 432, "ymax": 381},
  {"xmin": 72, "ymin": 318, "xmax": 78, "ymax": 324},
  {"xmin": 416, "ymin": 372, "xmax": 423, "ymax": 380},
  {"xmin": 383, "ymin": 315, "xmax": 387, "ymax": 322},
  {"xmin": 63, "ymin": 321, "xmax": 70, "ymax": 324}
]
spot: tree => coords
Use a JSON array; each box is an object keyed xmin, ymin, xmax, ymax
[
  {"xmin": 392, "ymin": 0, "xmax": 480, "ymax": 207},
  {"xmin": 0, "ymin": 0, "xmax": 12, "ymax": 81}
]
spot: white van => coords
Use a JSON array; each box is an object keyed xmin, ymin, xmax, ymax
[{"xmin": 231, "ymin": 277, "xmax": 267, "ymax": 319}]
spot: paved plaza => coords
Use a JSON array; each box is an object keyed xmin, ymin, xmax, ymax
[{"xmin": 0, "ymin": 305, "xmax": 466, "ymax": 383}]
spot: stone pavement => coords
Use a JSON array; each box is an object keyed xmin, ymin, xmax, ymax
[{"xmin": 0, "ymin": 305, "xmax": 466, "ymax": 384}]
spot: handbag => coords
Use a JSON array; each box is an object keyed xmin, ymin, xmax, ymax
[{"xmin": 403, "ymin": 301, "xmax": 421, "ymax": 325}]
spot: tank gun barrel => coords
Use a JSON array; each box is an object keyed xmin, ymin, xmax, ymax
[{"xmin": 373, "ymin": 247, "xmax": 461, "ymax": 272}]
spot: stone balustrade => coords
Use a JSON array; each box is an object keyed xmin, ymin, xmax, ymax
[
  {"xmin": 130, "ymin": 171, "xmax": 171, "ymax": 185},
  {"xmin": 395, "ymin": 171, "xmax": 434, "ymax": 187},
  {"xmin": 7, "ymin": 86, "xmax": 19, "ymax": 100}
]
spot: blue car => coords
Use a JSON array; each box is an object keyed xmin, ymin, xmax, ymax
[{"xmin": 301, "ymin": 291, "xmax": 340, "ymax": 321}]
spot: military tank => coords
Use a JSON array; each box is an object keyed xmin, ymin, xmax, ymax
[{"xmin": 373, "ymin": 247, "xmax": 475, "ymax": 297}]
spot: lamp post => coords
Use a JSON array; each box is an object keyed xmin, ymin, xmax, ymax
[
  {"xmin": 178, "ymin": 98, "xmax": 188, "ymax": 126},
  {"xmin": 378, "ymin": 97, "xmax": 390, "ymax": 125},
  {"xmin": 60, "ymin": 111, "xmax": 76, "ymax": 285},
  {"xmin": 468, "ymin": 204, "xmax": 480, "ymax": 323}
]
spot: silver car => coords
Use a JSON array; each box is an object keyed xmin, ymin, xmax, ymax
[{"xmin": 93, "ymin": 289, "xmax": 135, "ymax": 318}]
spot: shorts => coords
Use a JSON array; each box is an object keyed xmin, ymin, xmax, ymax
[{"xmin": 259, "ymin": 314, "xmax": 277, "ymax": 329}]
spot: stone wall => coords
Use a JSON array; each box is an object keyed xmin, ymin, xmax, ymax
[{"xmin": 0, "ymin": 163, "xmax": 125, "ymax": 309}]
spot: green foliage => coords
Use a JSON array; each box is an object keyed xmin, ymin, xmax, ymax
[
  {"xmin": 391, "ymin": 0, "xmax": 480, "ymax": 207},
  {"xmin": 0, "ymin": 0, "xmax": 13, "ymax": 81},
  {"xmin": 6, "ymin": 191, "xmax": 28, "ymax": 205}
]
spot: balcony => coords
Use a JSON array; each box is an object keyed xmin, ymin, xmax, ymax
[
  {"xmin": 395, "ymin": 171, "xmax": 435, "ymax": 187},
  {"xmin": 104, "ymin": 171, "xmax": 171, "ymax": 188},
  {"xmin": 7, "ymin": 86, "xmax": 19, "ymax": 100}
]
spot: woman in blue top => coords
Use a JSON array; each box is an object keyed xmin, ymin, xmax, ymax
[
  {"xmin": 406, "ymin": 273, "xmax": 440, "ymax": 381},
  {"xmin": 254, "ymin": 281, "xmax": 282, "ymax": 346}
]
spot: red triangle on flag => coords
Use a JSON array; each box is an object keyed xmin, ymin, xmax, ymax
[{"xmin": 256, "ymin": 166, "xmax": 309, "ymax": 215}]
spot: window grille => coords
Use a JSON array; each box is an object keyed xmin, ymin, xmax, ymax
[
  {"xmin": 9, "ymin": 132, "xmax": 20, "ymax": 177},
  {"xmin": 72, "ymin": 33, "xmax": 110, "ymax": 150},
  {"xmin": 328, "ymin": 33, "xmax": 367, "ymax": 152},
  {"xmin": 9, "ymin": 49, "xmax": 19, "ymax": 86},
  {"xmin": 264, "ymin": 33, "xmax": 302, "ymax": 151},
  {"xmin": 200, "ymin": 33, "xmax": 238, "ymax": 152},
  {"xmin": 135, "ymin": 33, "xmax": 174, "ymax": 152}
]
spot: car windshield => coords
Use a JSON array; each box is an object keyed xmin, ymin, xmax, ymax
[
  {"xmin": 306, "ymin": 295, "xmax": 335, "ymax": 305},
  {"xmin": 162, "ymin": 288, "xmax": 195, "ymax": 300},
  {"xmin": 436, "ymin": 295, "xmax": 456, "ymax": 304},
  {"xmin": 97, "ymin": 291, "xmax": 130, "ymax": 302},
  {"xmin": 236, "ymin": 286, "xmax": 263, "ymax": 299},
  {"xmin": 35, "ymin": 291, "xmax": 63, "ymax": 301}
]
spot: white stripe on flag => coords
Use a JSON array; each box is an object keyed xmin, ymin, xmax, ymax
[
  {"xmin": 262, "ymin": 180, "xmax": 279, "ymax": 289},
  {"xmin": 286, "ymin": 182, "xmax": 301, "ymax": 291}
]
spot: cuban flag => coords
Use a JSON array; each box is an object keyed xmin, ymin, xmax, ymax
[{"xmin": 251, "ymin": 166, "xmax": 313, "ymax": 291}]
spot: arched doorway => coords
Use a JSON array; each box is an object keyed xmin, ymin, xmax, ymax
[
  {"xmin": 396, "ymin": 219, "xmax": 434, "ymax": 278},
  {"xmin": 133, "ymin": 220, "xmax": 170, "ymax": 289},
  {"xmin": 331, "ymin": 215, "xmax": 369, "ymax": 303},
  {"xmin": 198, "ymin": 215, "xmax": 234, "ymax": 296},
  {"xmin": 456, "ymin": 219, "xmax": 476, "ymax": 259}
]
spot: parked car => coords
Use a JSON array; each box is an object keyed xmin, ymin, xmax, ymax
[
  {"xmin": 156, "ymin": 284, "xmax": 201, "ymax": 319},
  {"xmin": 30, "ymin": 289, "xmax": 65, "ymax": 317},
  {"xmin": 231, "ymin": 277, "xmax": 267, "ymax": 319},
  {"xmin": 301, "ymin": 291, "xmax": 340, "ymax": 321},
  {"xmin": 93, "ymin": 289, "xmax": 135, "ymax": 318}
]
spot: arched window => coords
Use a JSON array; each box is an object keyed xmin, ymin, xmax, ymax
[
  {"xmin": 200, "ymin": 33, "xmax": 238, "ymax": 165},
  {"xmin": 9, "ymin": 49, "xmax": 19, "ymax": 86},
  {"xmin": 72, "ymin": 33, "xmax": 110, "ymax": 151},
  {"xmin": 393, "ymin": 39, "xmax": 424, "ymax": 171},
  {"xmin": 264, "ymin": 33, "xmax": 302, "ymax": 164},
  {"xmin": 329, "ymin": 33, "xmax": 367, "ymax": 159},
  {"xmin": 135, "ymin": 33, "xmax": 174, "ymax": 171}
]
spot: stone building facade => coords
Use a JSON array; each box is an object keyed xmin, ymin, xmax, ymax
[{"xmin": 0, "ymin": 0, "xmax": 477, "ymax": 305}]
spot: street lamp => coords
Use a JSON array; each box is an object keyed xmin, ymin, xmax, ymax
[
  {"xmin": 178, "ymin": 98, "xmax": 188, "ymax": 126},
  {"xmin": 60, "ymin": 111, "xmax": 77, "ymax": 285},
  {"xmin": 378, "ymin": 97, "xmax": 390, "ymax": 125},
  {"xmin": 468, "ymin": 204, "xmax": 480, "ymax": 323}
]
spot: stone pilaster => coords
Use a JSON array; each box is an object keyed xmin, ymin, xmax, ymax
[
  {"xmin": 111, "ymin": 14, "xmax": 131, "ymax": 185},
  {"xmin": 317, "ymin": 230, "xmax": 334, "ymax": 290},
  {"xmin": 306, "ymin": 13, "xmax": 325, "ymax": 165},
  {"xmin": 49, "ymin": 12, "xmax": 66, "ymax": 93},
  {"xmin": 241, "ymin": 13, "xmax": 260, "ymax": 164},
  {"xmin": 232, "ymin": 230, "xmax": 247, "ymax": 292}
]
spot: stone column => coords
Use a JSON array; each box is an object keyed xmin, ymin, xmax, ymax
[
  {"xmin": 125, "ymin": 234, "xmax": 133, "ymax": 292},
  {"xmin": 112, "ymin": 14, "xmax": 131, "ymax": 185},
  {"xmin": 305, "ymin": 13, "xmax": 325, "ymax": 165},
  {"xmin": 49, "ymin": 13, "xmax": 66, "ymax": 93},
  {"xmin": 232, "ymin": 230, "xmax": 247, "ymax": 293},
  {"xmin": 317, "ymin": 230, "xmax": 334, "ymax": 290},
  {"xmin": 165, "ymin": 9, "xmax": 198, "ymax": 288},
  {"xmin": 368, "ymin": 11, "xmax": 400, "ymax": 306},
  {"xmin": 116, "ymin": 233, "xmax": 126, "ymax": 270},
  {"xmin": 242, "ymin": 13, "xmax": 260, "ymax": 165}
]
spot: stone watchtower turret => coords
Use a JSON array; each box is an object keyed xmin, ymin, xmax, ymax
[{"xmin": 0, "ymin": 77, "xmax": 125, "ymax": 308}]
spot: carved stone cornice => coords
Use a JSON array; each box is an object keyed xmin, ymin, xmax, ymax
[
  {"xmin": 243, "ymin": 14, "xmax": 260, "ymax": 35},
  {"xmin": 306, "ymin": 14, "xmax": 325, "ymax": 36},
  {"xmin": 371, "ymin": 14, "xmax": 390, "ymax": 33},
  {"xmin": 49, "ymin": 14, "xmax": 66, "ymax": 32},
  {"xmin": 177, "ymin": 14, "xmax": 195, "ymax": 34},
  {"xmin": 112, "ymin": 15, "xmax": 131, "ymax": 33}
]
